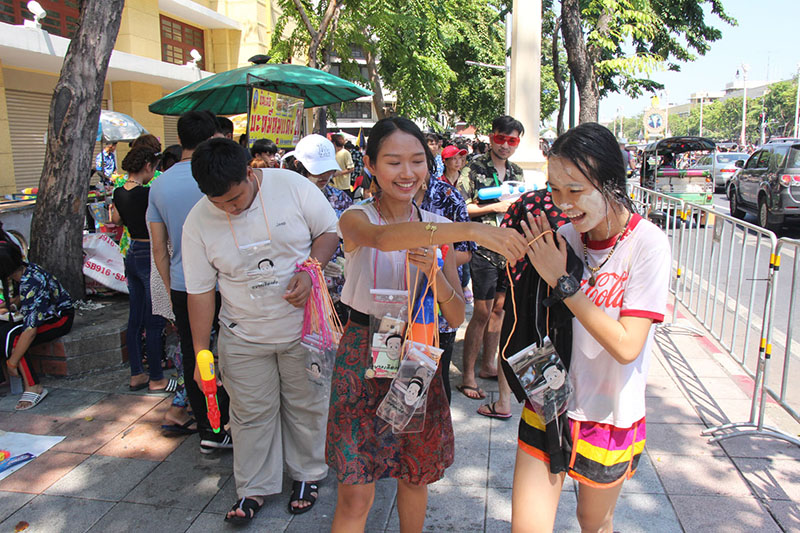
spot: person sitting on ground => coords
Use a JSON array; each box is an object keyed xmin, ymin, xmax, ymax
[{"xmin": 0, "ymin": 240, "xmax": 74, "ymax": 411}]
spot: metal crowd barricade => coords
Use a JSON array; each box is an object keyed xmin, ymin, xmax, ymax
[
  {"xmin": 627, "ymin": 185, "xmax": 686, "ymax": 323},
  {"xmin": 628, "ymin": 185, "xmax": 799, "ymax": 446},
  {"xmin": 765, "ymin": 239, "xmax": 800, "ymax": 424}
]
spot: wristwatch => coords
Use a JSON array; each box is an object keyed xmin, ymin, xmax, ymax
[{"xmin": 544, "ymin": 275, "xmax": 581, "ymax": 307}]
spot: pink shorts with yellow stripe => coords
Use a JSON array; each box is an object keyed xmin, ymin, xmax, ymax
[{"xmin": 518, "ymin": 405, "xmax": 646, "ymax": 488}]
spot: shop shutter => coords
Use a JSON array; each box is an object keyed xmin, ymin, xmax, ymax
[
  {"xmin": 6, "ymin": 90, "xmax": 108, "ymax": 191},
  {"xmin": 163, "ymin": 115, "xmax": 179, "ymax": 149},
  {"xmin": 6, "ymin": 90, "xmax": 50, "ymax": 191}
]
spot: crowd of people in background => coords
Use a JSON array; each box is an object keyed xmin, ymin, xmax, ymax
[{"xmin": 2, "ymin": 110, "xmax": 673, "ymax": 533}]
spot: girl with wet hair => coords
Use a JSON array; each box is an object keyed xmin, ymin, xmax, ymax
[
  {"xmin": 327, "ymin": 117, "xmax": 528, "ymax": 532},
  {"xmin": 0, "ymin": 242, "xmax": 73, "ymax": 411},
  {"xmin": 509, "ymin": 122, "xmax": 670, "ymax": 532}
]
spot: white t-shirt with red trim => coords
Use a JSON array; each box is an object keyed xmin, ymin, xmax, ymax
[{"xmin": 559, "ymin": 213, "xmax": 670, "ymax": 428}]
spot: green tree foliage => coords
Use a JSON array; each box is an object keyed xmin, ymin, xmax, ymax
[
  {"xmin": 667, "ymin": 78, "xmax": 799, "ymax": 142},
  {"xmin": 271, "ymin": 0, "xmax": 559, "ymax": 131},
  {"xmin": 561, "ymin": 0, "xmax": 735, "ymax": 122}
]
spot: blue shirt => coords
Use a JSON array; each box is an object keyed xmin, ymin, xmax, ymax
[
  {"xmin": 146, "ymin": 161, "xmax": 204, "ymax": 292},
  {"xmin": 95, "ymin": 150, "xmax": 116, "ymax": 178},
  {"xmin": 419, "ymin": 176, "xmax": 476, "ymax": 333},
  {"xmin": 19, "ymin": 263, "xmax": 73, "ymax": 330}
]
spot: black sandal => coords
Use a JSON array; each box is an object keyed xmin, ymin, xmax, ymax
[
  {"xmin": 224, "ymin": 497, "xmax": 262, "ymax": 524},
  {"xmin": 288, "ymin": 480, "xmax": 318, "ymax": 515}
]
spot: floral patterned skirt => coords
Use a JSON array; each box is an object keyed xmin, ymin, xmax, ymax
[{"xmin": 325, "ymin": 321, "xmax": 454, "ymax": 485}]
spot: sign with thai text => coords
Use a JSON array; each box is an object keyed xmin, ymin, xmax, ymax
[{"xmin": 248, "ymin": 88, "xmax": 304, "ymax": 148}]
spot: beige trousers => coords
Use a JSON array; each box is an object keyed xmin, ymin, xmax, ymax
[{"xmin": 218, "ymin": 327, "xmax": 329, "ymax": 498}]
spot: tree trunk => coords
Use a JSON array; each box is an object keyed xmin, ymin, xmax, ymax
[
  {"xmin": 560, "ymin": 0, "xmax": 599, "ymax": 123},
  {"xmin": 552, "ymin": 17, "xmax": 567, "ymax": 135},
  {"xmin": 28, "ymin": 0, "xmax": 125, "ymax": 299},
  {"xmin": 365, "ymin": 43, "xmax": 386, "ymax": 121}
]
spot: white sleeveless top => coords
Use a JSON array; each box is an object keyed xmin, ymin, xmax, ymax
[{"xmin": 339, "ymin": 200, "xmax": 450, "ymax": 315}]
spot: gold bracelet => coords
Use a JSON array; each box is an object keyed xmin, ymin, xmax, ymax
[
  {"xmin": 425, "ymin": 222, "xmax": 438, "ymax": 246},
  {"xmin": 438, "ymin": 287, "xmax": 457, "ymax": 305}
]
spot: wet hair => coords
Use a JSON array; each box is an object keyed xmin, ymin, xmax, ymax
[
  {"xmin": 131, "ymin": 134, "xmax": 161, "ymax": 153},
  {"xmin": 177, "ymin": 111, "xmax": 217, "ymax": 150},
  {"xmin": 366, "ymin": 117, "xmax": 435, "ymax": 177},
  {"xmin": 215, "ymin": 116, "xmax": 234, "ymax": 137},
  {"xmin": 251, "ymin": 139, "xmax": 278, "ymax": 157},
  {"xmin": 159, "ymin": 144, "xmax": 182, "ymax": 171},
  {"xmin": 191, "ymin": 137, "xmax": 250, "ymax": 197},
  {"xmin": 492, "ymin": 115, "xmax": 525, "ymax": 136},
  {"xmin": 548, "ymin": 122, "xmax": 632, "ymax": 211},
  {"xmin": 121, "ymin": 145, "xmax": 160, "ymax": 174},
  {"xmin": 0, "ymin": 241, "xmax": 23, "ymax": 309}
]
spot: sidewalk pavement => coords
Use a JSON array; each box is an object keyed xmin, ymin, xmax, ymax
[{"xmin": 0, "ymin": 298, "xmax": 798, "ymax": 533}]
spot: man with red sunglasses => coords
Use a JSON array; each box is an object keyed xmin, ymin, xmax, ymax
[{"xmin": 456, "ymin": 115, "xmax": 524, "ymax": 412}]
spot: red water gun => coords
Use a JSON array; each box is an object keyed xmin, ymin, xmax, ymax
[{"xmin": 196, "ymin": 349, "xmax": 221, "ymax": 434}]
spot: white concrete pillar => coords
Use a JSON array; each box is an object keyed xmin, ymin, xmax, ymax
[{"xmin": 509, "ymin": 0, "xmax": 547, "ymax": 186}]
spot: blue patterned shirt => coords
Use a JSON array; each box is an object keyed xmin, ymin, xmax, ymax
[
  {"xmin": 19, "ymin": 263, "xmax": 73, "ymax": 330},
  {"xmin": 434, "ymin": 154, "xmax": 445, "ymax": 179},
  {"xmin": 322, "ymin": 185, "xmax": 353, "ymax": 300},
  {"xmin": 419, "ymin": 176, "xmax": 476, "ymax": 333}
]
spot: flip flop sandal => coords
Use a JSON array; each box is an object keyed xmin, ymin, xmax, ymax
[
  {"xmin": 456, "ymin": 384, "xmax": 486, "ymax": 400},
  {"xmin": 288, "ymin": 480, "xmax": 318, "ymax": 515},
  {"xmin": 224, "ymin": 497, "xmax": 262, "ymax": 524},
  {"xmin": 129, "ymin": 380, "xmax": 149, "ymax": 391},
  {"xmin": 148, "ymin": 377, "xmax": 178, "ymax": 393},
  {"xmin": 15, "ymin": 388, "xmax": 48, "ymax": 411},
  {"xmin": 160, "ymin": 418, "xmax": 197, "ymax": 435},
  {"xmin": 477, "ymin": 401, "xmax": 512, "ymax": 420}
]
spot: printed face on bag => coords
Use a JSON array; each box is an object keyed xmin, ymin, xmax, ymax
[
  {"xmin": 384, "ymin": 334, "xmax": 403, "ymax": 360},
  {"xmin": 403, "ymin": 377, "xmax": 425, "ymax": 406},
  {"xmin": 542, "ymin": 364, "xmax": 565, "ymax": 389}
]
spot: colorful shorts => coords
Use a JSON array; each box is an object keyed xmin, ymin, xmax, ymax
[{"xmin": 518, "ymin": 405, "xmax": 646, "ymax": 488}]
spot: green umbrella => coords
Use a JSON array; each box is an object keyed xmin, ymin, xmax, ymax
[{"xmin": 148, "ymin": 62, "xmax": 371, "ymax": 116}]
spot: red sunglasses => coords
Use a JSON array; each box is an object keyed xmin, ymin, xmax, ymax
[{"xmin": 491, "ymin": 133, "xmax": 520, "ymax": 147}]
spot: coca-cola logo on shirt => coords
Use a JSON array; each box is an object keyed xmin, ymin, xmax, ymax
[{"xmin": 581, "ymin": 271, "xmax": 628, "ymax": 308}]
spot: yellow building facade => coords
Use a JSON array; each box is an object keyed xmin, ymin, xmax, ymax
[{"xmin": 0, "ymin": 0, "xmax": 282, "ymax": 193}]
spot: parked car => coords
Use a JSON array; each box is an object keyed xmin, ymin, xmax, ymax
[
  {"xmin": 691, "ymin": 152, "xmax": 749, "ymax": 190},
  {"xmin": 726, "ymin": 140, "xmax": 800, "ymax": 230}
]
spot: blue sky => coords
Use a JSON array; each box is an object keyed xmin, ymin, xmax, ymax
[{"xmin": 595, "ymin": 0, "xmax": 800, "ymax": 123}]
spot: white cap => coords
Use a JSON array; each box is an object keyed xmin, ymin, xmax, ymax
[{"xmin": 282, "ymin": 134, "xmax": 340, "ymax": 175}]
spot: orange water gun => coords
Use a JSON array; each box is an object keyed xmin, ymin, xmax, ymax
[{"xmin": 196, "ymin": 349, "xmax": 221, "ymax": 434}]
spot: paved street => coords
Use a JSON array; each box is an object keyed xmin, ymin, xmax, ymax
[{"xmin": 0, "ymin": 299, "xmax": 798, "ymax": 532}]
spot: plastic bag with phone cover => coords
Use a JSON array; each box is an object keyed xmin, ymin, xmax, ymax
[
  {"xmin": 390, "ymin": 341, "xmax": 443, "ymax": 434},
  {"xmin": 367, "ymin": 289, "xmax": 408, "ymax": 379},
  {"xmin": 302, "ymin": 331, "xmax": 339, "ymax": 387},
  {"xmin": 376, "ymin": 343, "xmax": 438, "ymax": 432},
  {"xmin": 506, "ymin": 337, "xmax": 572, "ymax": 424}
]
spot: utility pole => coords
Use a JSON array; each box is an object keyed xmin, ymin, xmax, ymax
[
  {"xmin": 794, "ymin": 63, "xmax": 800, "ymax": 138},
  {"xmin": 739, "ymin": 63, "xmax": 749, "ymax": 146},
  {"xmin": 699, "ymin": 92, "xmax": 705, "ymax": 137}
]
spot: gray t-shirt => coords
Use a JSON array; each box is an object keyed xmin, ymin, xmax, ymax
[{"xmin": 146, "ymin": 161, "xmax": 203, "ymax": 292}]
